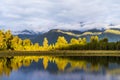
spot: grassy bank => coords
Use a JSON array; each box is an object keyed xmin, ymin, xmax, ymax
[{"xmin": 0, "ymin": 50, "xmax": 120, "ymax": 57}]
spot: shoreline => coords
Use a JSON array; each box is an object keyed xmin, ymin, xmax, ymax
[{"xmin": 0, "ymin": 50, "xmax": 120, "ymax": 57}]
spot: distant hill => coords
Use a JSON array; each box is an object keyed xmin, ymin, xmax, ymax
[{"xmin": 14, "ymin": 28, "xmax": 120, "ymax": 45}]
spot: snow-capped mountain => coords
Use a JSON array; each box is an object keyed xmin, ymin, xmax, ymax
[
  {"xmin": 12, "ymin": 30, "xmax": 43, "ymax": 40},
  {"xmin": 12, "ymin": 30, "xmax": 39, "ymax": 35}
]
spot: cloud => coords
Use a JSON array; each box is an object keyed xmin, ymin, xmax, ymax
[{"xmin": 0, "ymin": 0, "xmax": 120, "ymax": 31}]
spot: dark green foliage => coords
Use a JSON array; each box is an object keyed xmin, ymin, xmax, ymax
[{"xmin": 65, "ymin": 36, "xmax": 120, "ymax": 50}]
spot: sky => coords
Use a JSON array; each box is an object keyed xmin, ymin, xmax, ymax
[{"xmin": 0, "ymin": 0, "xmax": 120, "ymax": 31}]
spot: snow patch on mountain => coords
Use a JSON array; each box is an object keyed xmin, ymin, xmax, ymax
[{"xmin": 12, "ymin": 30, "xmax": 40, "ymax": 35}]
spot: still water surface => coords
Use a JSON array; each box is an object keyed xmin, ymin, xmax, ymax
[{"xmin": 0, "ymin": 56, "xmax": 120, "ymax": 80}]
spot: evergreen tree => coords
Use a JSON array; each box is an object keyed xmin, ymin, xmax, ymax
[{"xmin": 90, "ymin": 36, "xmax": 99, "ymax": 50}]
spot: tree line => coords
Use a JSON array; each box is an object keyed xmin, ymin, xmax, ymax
[{"xmin": 0, "ymin": 30, "xmax": 120, "ymax": 51}]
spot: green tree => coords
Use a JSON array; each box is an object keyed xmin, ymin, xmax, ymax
[
  {"xmin": 116, "ymin": 41, "xmax": 120, "ymax": 50},
  {"xmin": 99, "ymin": 38, "xmax": 109, "ymax": 50},
  {"xmin": 89, "ymin": 36, "xmax": 99, "ymax": 50},
  {"xmin": 100, "ymin": 38, "xmax": 108, "ymax": 43}
]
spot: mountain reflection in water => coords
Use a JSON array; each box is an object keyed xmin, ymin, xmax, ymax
[{"xmin": 0, "ymin": 56, "xmax": 120, "ymax": 80}]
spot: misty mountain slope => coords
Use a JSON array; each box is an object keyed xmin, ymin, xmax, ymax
[
  {"xmin": 81, "ymin": 29, "xmax": 120, "ymax": 42},
  {"xmin": 32, "ymin": 29, "xmax": 78, "ymax": 45},
  {"xmin": 104, "ymin": 29, "xmax": 120, "ymax": 35},
  {"xmin": 99, "ymin": 33, "xmax": 120, "ymax": 42},
  {"xmin": 17, "ymin": 34, "xmax": 38, "ymax": 40}
]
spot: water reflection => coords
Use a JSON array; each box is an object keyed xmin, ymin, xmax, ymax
[{"xmin": 0, "ymin": 56, "xmax": 120, "ymax": 80}]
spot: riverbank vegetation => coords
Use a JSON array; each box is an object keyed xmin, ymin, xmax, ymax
[{"xmin": 0, "ymin": 30, "xmax": 120, "ymax": 51}]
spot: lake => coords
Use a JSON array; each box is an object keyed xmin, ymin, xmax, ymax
[{"xmin": 0, "ymin": 56, "xmax": 120, "ymax": 80}]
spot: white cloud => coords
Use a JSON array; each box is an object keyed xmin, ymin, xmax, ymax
[{"xmin": 0, "ymin": 0, "xmax": 120, "ymax": 31}]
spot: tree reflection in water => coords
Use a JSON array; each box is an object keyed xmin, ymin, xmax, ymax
[{"xmin": 0, "ymin": 56, "xmax": 120, "ymax": 76}]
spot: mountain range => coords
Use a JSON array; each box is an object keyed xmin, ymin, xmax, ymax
[{"xmin": 13, "ymin": 28, "xmax": 120, "ymax": 45}]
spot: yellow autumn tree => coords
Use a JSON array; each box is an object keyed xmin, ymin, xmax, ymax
[
  {"xmin": 0, "ymin": 31, "xmax": 7, "ymax": 50},
  {"xmin": 33, "ymin": 43, "xmax": 40, "ymax": 51},
  {"xmin": 43, "ymin": 37, "xmax": 49, "ymax": 50},
  {"xmin": 80, "ymin": 38, "xmax": 87, "ymax": 45},
  {"xmin": 23, "ymin": 39, "xmax": 32, "ymax": 50},
  {"xmin": 55, "ymin": 36, "xmax": 68, "ymax": 49},
  {"xmin": 70, "ymin": 38, "xmax": 79, "ymax": 45},
  {"xmin": 5, "ymin": 30, "xmax": 13, "ymax": 49},
  {"xmin": 90, "ymin": 36, "xmax": 99, "ymax": 43},
  {"xmin": 11, "ymin": 36, "xmax": 23, "ymax": 50}
]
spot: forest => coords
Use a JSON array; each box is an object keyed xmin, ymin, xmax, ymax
[{"xmin": 0, "ymin": 30, "xmax": 120, "ymax": 51}]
